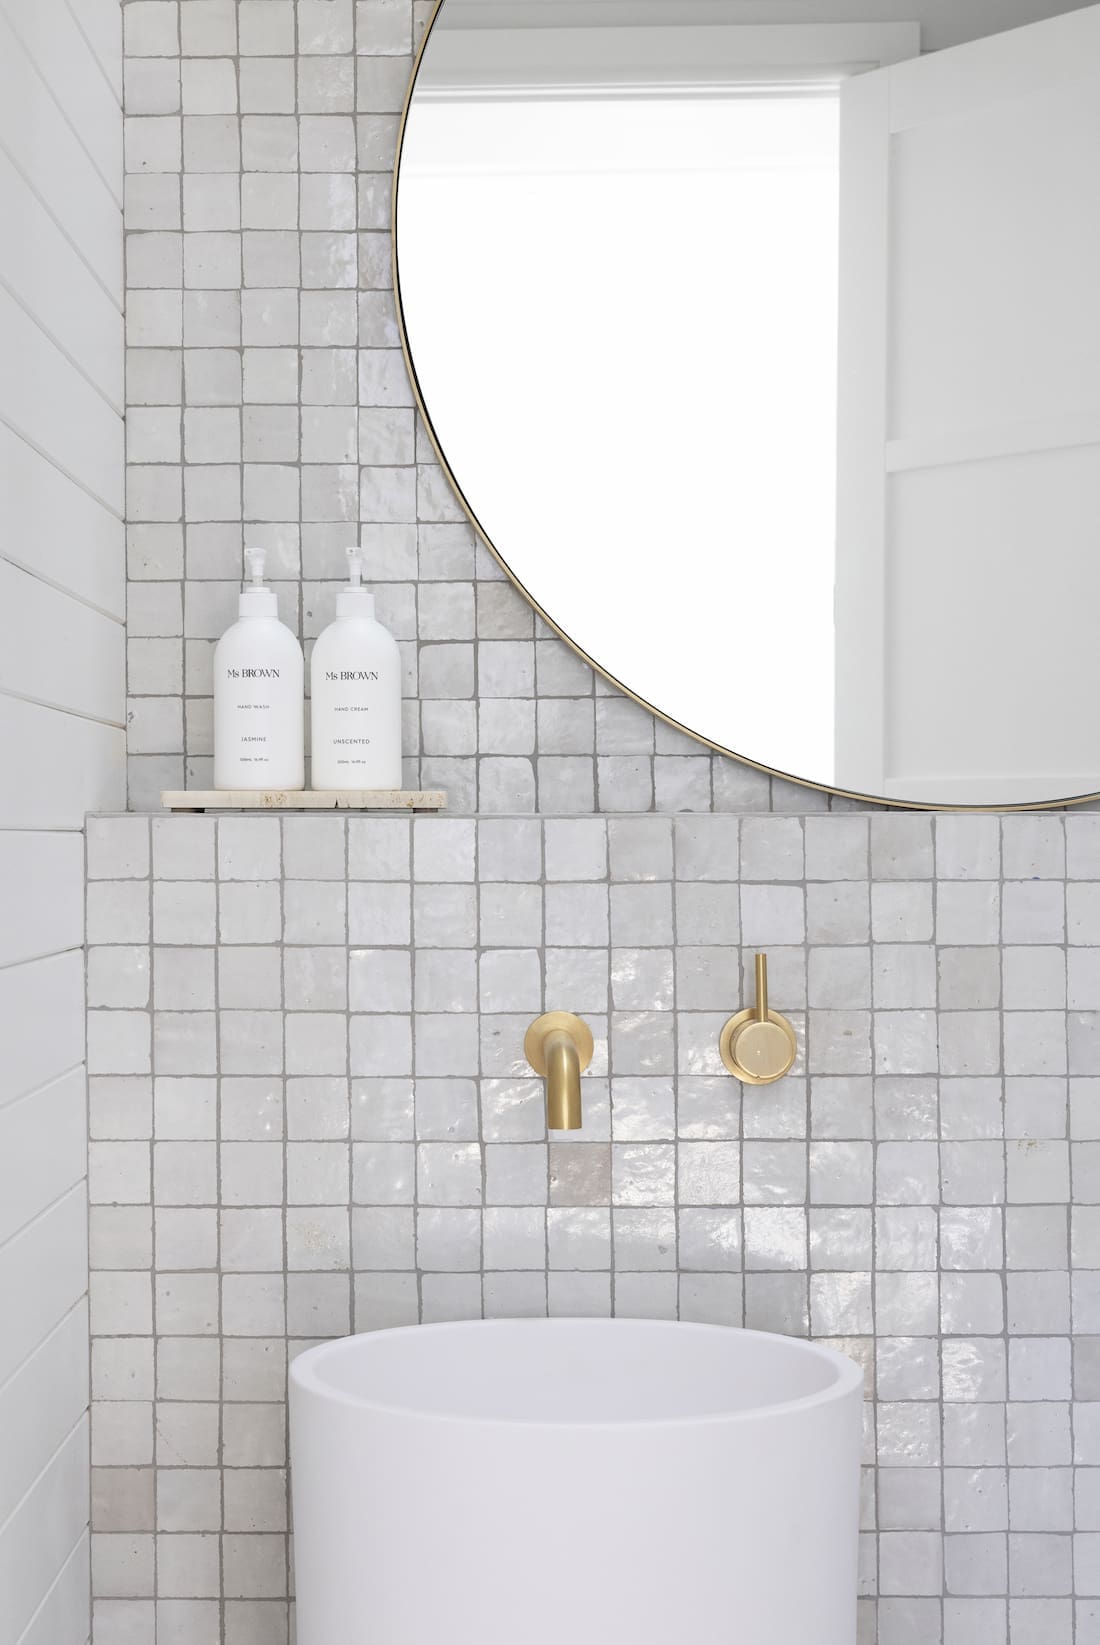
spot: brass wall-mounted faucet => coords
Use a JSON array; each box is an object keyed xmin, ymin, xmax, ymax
[
  {"xmin": 719, "ymin": 953, "xmax": 797, "ymax": 1085},
  {"xmin": 524, "ymin": 1012, "xmax": 594, "ymax": 1131}
]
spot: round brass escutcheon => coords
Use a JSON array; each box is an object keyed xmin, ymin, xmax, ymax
[
  {"xmin": 524, "ymin": 1011, "xmax": 594, "ymax": 1077},
  {"xmin": 719, "ymin": 1008, "xmax": 798, "ymax": 1086}
]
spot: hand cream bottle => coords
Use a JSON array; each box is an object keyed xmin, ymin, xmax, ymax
[{"xmin": 310, "ymin": 547, "xmax": 402, "ymax": 790}]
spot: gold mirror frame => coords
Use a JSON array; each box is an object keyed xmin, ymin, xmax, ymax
[{"xmin": 391, "ymin": 0, "xmax": 1100, "ymax": 815}]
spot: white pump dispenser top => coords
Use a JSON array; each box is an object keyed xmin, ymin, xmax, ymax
[
  {"xmin": 239, "ymin": 547, "xmax": 278, "ymax": 618},
  {"xmin": 337, "ymin": 546, "xmax": 376, "ymax": 619}
]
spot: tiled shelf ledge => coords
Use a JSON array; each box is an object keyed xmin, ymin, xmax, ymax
[{"xmin": 161, "ymin": 790, "xmax": 447, "ymax": 813}]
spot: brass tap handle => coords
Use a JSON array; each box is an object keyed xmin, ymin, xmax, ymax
[
  {"xmin": 754, "ymin": 952, "xmax": 768, "ymax": 1022},
  {"xmin": 525, "ymin": 1012, "xmax": 594, "ymax": 1132},
  {"xmin": 719, "ymin": 953, "xmax": 797, "ymax": 1086}
]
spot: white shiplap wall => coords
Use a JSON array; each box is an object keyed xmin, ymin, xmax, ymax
[{"xmin": 0, "ymin": 2, "xmax": 124, "ymax": 1643}]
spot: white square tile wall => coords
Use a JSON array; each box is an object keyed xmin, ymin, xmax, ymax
[
  {"xmin": 115, "ymin": 8, "xmax": 1100, "ymax": 1645},
  {"xmin": 123, "ymin": 0, "xmax": 857, "ymax": 815},
  {"xmin": 87, "ymin": 810, "xmax": 1100, "ymax": 1644}
]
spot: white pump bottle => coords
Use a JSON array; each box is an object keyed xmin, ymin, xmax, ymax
[
  {"xmin": 213, "ymin": 548, "xmax": 304, "ymax": 790},
  {"xmin": 310, "ymin": 547, "xmax": 402, "ymax": 790}
]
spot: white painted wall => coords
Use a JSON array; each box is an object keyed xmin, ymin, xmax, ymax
[{"xmin": 0, "ymin": 1, "xmax": 124, "ymax": 1641}]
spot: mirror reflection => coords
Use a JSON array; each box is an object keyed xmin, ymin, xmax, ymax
[{"xmin": 396, "ymin": 0, "xmax": 1100, "ymax": 807}]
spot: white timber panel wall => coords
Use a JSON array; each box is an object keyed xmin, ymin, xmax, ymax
[{"xmin": 0, "ymin": 2, "xmax": 124, "ymax": 1643}]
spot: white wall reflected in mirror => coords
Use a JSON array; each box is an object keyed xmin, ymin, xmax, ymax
[{"xmin": 401, "ymin": 92, "xmax": 840, "ymax": 782}]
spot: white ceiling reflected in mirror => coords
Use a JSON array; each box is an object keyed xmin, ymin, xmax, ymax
[{"xmin": 395, "ymin": 0, "xmax": 1100, "ymax": 808}]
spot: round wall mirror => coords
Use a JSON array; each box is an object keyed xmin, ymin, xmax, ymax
[{"xmin": 394, "ymin": 0, "xmax": 1100, "ymax": 809}]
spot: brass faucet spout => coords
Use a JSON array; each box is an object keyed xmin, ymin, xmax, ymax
[
  {"xmin": 543, "ymin": 1028, "xmax": 582, "ymax": 1131},
  {"xmin": 524, "ymin": 1013, "xmax": 594, "ymax": 1133}
]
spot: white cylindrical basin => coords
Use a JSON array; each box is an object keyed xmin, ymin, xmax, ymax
[{"xmin": 289, "ymin": 1318, "xmax": 863, "ymax": 1645}]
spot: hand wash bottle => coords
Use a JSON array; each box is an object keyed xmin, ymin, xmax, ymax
[
  {"xmin": 213, "ymin": 547, "xmax": 304, "ymax": 790},
  {"xmin": 310, "ymin": 546, "xmax": 402, "ymax": 790}
]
